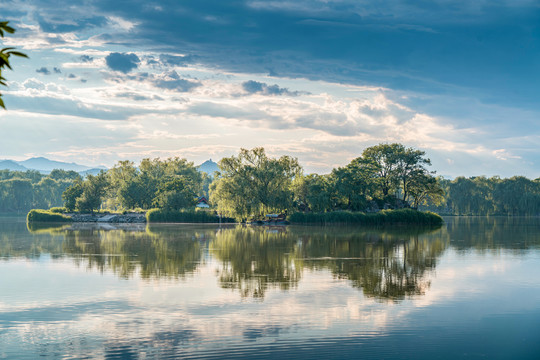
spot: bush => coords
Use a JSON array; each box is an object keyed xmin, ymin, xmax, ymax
[
  {"xmin": 289, "ymin": 209, "xmax": 443, "ymax": 226},
  {"xmin": 49, "ymin": 207, "xmax": 67, "ymax": 213},
  {"xmin": 146, "ymin": 209, "xmax": 236, "ymax": 223},
  {"xmin": 27, "ymin": 209, "xmax": 72, "ymax": 223}
]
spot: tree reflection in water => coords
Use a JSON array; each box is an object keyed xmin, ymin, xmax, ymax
[
  {"xmin": 293, "ymin": 227, "xmax": 448, "ymax": 301},
  {"xmin": 14, "ymin": 221, "xmax": 453, "ymax": 300},
  {"xmin": 210, "ymin": 226, "xmax": 301, "ymax": 298},
  {"xmin": 210, "ymin": 225, "xmax": 447, "ymax": 301},
  {"xmin": 23, "ymin": 223, "xmax": 212, "ymax": 279},
  {"xmin": 62, "ymin": 226, "xmax": 205, "ymax": 279}
]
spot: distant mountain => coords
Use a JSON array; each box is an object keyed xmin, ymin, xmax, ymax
[
  {"xmin": 197, "ymin": 159, "xmax": 219, "ymax": 176},
  {"xmin": 18, "ymin": 157, "xmax": 93, "ymax": 172},
  {"xmin": 0, "ymin": 160, "xmax": 28, "ymax": 171},
  {"xmin": 0, "ymin": 157, "xmax": 108, "ymax": 175}
]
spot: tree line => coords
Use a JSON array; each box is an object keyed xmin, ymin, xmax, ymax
[
  {"xmin": 0, "ymin": 169, "xmax": 80, "ymax": 212},
  {"xmin": 422, "ymin": 176, "xmax": 540, "ymax": 216},
  {"xmin": 2, "ymin": 143, "xmax": 539, "ymax": 217},
  {"xmin": 210, "ymin": 144, "xmax": 443, "ymax": 221},
  {"xmin": 61, "ymin": 158, "xmax": 211, "ymax": 213}
]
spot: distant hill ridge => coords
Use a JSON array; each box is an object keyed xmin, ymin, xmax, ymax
[
  {"xmin": 0, "ymin": 160, "xmax": 27, "ymax": 171},
  {"xmin": 1, "ymin": 157, "xmax": 219, "ymax": 176},
  {"xmin": 0, "ymin": 157, "xmax": 106, "ymax": 175}
]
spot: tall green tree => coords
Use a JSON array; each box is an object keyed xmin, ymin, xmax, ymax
[
  {"xmin": 75, "ymin": 172, "xmax": 109, "ymax": 213},
  {"xmin": 408, "ymin": 173, "xmax": 444, "ymax": 209},
  {"xmin": 108, "ymin": 160, "xmax": 138, "ymax": 208},
  {"xmin": 331, "ymin": 157, "xmax": 378, "ymax": 210},
  {"xmin": 293, "ymin": 174, "xmax": 333, "ymax": 212},
  {"xmin": 360, "ymin": 143, "xmax": 432, "ymax": 201},
  {"xmin": 153, "ymin": 176, "xmax": 196, "ymax": 210},
  {"xmin": 210, "ymin": 147, "xmax": 302, "ymax": 220}
]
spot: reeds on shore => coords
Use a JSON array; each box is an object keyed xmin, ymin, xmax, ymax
[
  {"xmin": 288, "ymin": 208, "xmax": 443, "ymax": 226},
  {"xmin": 146, "ymin": 209, "xmax": 236, "ymax": 223},
  {"xmin": 27, "ymin": 209, "xmax": 72, "ymax": 223}
]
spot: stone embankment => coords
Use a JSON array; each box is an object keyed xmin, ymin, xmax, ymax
[{"xmin": 68, "ymin": 213, "xmax": 146, "ymax": 223}]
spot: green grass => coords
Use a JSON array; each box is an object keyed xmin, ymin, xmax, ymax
[
  {"xmin": 27, "ymin": 209, "xmax": 73, "ymax": 223},
  {"xmin": 146, "ymin": 209, "xmax": 236, "ymax": 223},
  {"xmin": 288, "ymin": 208, "xmax": 443, "ymax": 226}
]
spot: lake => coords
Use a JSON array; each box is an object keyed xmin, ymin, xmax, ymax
[{"xmin": 1, "ymin": 216, "xmax": 539, "ymax": 359}]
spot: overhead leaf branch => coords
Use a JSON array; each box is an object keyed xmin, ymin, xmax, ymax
[{"xmin": 0, "ymin": 21, "xmax": 28, "ymax": 109}]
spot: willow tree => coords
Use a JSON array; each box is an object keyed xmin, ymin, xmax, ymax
[
  {"xmin": 1, "ymin": 21, "xmax": 28, "ymax": 109},
  {"xmin": 210, "ymin": 147, "xmax": 302, "ymax": 220}
]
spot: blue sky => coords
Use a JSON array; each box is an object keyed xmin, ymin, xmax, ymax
[{"xmin": 0, "ymin": 0, "xmax": 539, "ymax": 178}]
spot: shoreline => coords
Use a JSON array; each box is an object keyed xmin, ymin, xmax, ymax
[{"xmin": 26, "ymin": 208, "xmax": 444, "ymax": 226}]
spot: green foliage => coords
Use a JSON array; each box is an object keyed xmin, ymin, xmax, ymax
[
  {"xmin": 0, "ymin": 170, "xmax": 79, "ymax": 212},
  {"xmin": 48, "ymin": 206, "xmax": 67, "ymax": 213},
  {"xmin": 289, "ymin": 209, "xmax": 443, "ymax": 226},
  {"xmin": 146, "ymin": 208, "xmax": 235, "ymax": 223},
  {"xmin": 427, "ymin": 175, "xmax": 540, "ymax": 216},
  {"xmin": 3, "ymin": 143, "xmax": 539, "ymax": 218},
  {"xmin": 75, "ymin": 172, "xmax": 109, "ymax": 213},
  {"xmin": 0, "ymin": 178, "xmax": 33, "ymax": 211},
  {"xmin": 27, "ymin": 209, "xmax": 72, "ymax": 223},
  {"xmin": 291, "ymin": 143, "xmax": 440, "ymax": 214},
  {"xmin": 48, "ymin": 169, "xmax": 81, "ymax": 181},
  {"xmin": 360, "ymin": 143, "xmax": 432, "ymax": 200},
  {"xmin": 107, "ymin": 158, "xmax": 203, "ymax": 210},
  {"xmin": 210, "ymin": 147, "xmax": 302, "ymax": 220},
  {"xmin": 293, "ymin": 174, "xmax": 333, "ymax": 212},
  {"xmin": 62, "ymin": 179, "xmax": 84, "ymax": 211},
  {"xmin": 153, "ymin": 176, "xmax": 196, "ymax": 210},
  {"xmin": 0, "ymin": 21, "xmax": 28, "ymax": 109},
  {"xmin": 330, "ymin": 161, "xmax": 375, "ymax": 210}
]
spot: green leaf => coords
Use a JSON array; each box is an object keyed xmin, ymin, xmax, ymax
[{"xmin": 8, "ymin": 51, "xmax": 28, "ymax": 58}]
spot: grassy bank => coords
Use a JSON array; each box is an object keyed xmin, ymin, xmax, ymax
[
  {"xmin": 27, "ymin": 209, "xmax": 73, "ymax": 223},
  {"xmin": 289, "ymin": 209, "xmax": 443, "ymax": 226},
  {"xmin": 146, "ymin": 209, "xmax": 236, "ymax": 223}
]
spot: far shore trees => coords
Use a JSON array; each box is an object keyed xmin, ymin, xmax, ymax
[
  {"xmin": 10, "ymin": 142, "xmax": 539, "ymax": 217},
  {"xmin": 62, "ymin": 157, "xmax": 203, "ymax": 212}
]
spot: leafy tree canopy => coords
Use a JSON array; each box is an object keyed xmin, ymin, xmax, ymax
[{"xmin": 210, "ymin": 147, "xmax": 302, "ymax": 220}]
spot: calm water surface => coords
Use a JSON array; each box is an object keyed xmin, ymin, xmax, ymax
[{"xmin": 1, "ymin": 216, "xmax": 539, "ymax": 359}]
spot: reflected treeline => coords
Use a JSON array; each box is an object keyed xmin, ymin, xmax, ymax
[
  {"xmin": 0, "ymin": 217, "xmax": 67, "ymax": 259},
  {"xmin": 61, "ymin": 226, "xmax": 205, "ymax": 279},
  {"xmin": 3, "ymin": 217, "xmax": 540, "ymax": 300},
  {"xmin": 292, "ymin": 226, "xmax": 448, "ymax": 301},
  {"xmin": 209, "ymin": 225, "xmax": 447, "ymax": 301},
  {"xmin": 210, "ymin": 226, "xmax": 301, "ymax": 298},
  {"xmin": 3, "ymin": 220, "xmax": 215, "ymax": 280},
  {"xmin": 444, "ymin": 216, "xmax": 540, "ymax": 252}
]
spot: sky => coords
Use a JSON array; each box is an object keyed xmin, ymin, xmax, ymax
[{"xmin": 0, "ymin": 0, "xmax": 539, "ymax": 178}]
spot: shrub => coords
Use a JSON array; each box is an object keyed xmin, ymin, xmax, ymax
[
  {"xmin": 49, "ymin": 207, "xmax": 67, "ymax": 213},
  {"xmin": 289, "ymin": 209, "xmax": 443, "ymax": 226},
  {"xmin": 146, "ymin": 209, "xmax": 235, "ymax": 223},
  {"xmin": 27, "ymin": 209, "xmax": 72, "ymax": 223}
]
